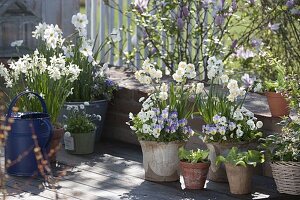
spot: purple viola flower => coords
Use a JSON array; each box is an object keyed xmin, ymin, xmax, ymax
[
  {"xmin": 286, "ymin": 0, "xmax": 294, "ymax": 8},
  {"xmin": 178, "ymin": 119, "xmax": 188, "ymax": 127},
  {"xmin": 151, "ymin": 47, "xmax": 157, "ymax": 55},
  {"xmin": 165, "ymin": 126, "xmax": 170, "ymax": 133},
  {"xmin": 183, "ymin": 126, "xmax": 189, "ymax": 134},
  {"xmin": 215, "ymin": 15, "xmax": 225, "ymax": 26},
  {"xmin": 105, "ymin": 79, "xmax": 115, "ymax": 87},
  {"xmin": 177, "ymin": 17, "xmax": 184, "ymax": 30},
  {"xmin": 161, "ymin": 108, "xmax": 169, "ymax": 119},
  {"xmin": 170, "ymin": 111, "xmax": 178, "ymax": 119},
  {"xmin": 170, "ymin": 124, "xmax": 177, "ymax": 133},
  {"xmin": 187, "ymin": 126, "xmax": 194, "ymax": 135},
  {"xmin": 166, "ymin": 118, "xmax": 173, "ymax": 126},
  {"xmin": 241, "ymin": 73, "xmax": 256, "ymax": 88},
  {"xmin": 181, "ymin": 6, "xmax": 189, "ymax": 18},
  {"xmin": 268, "ymin": 22, "xmax": 280, "ymax": 32}
]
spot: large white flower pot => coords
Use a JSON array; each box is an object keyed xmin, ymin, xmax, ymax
[{"xmin": 140, "ymin": 140, "xmax": 184, "ymax": 182}]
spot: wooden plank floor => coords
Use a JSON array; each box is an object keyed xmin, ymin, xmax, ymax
[{"xmin": 2, "ymin": 140, "xmax": 299, "ymax": 200}]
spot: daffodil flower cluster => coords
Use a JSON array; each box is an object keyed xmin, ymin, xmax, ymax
[
  {"xmin": 201, "ymin": 106, "xmax": 263, "ymax": 143},
  {"xmin": 128, "ymin": 95, "xmax": 194, "ymax": 142}
]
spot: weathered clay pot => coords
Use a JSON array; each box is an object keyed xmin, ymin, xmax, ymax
[
  {"xmin": 266, "ymin": 92, "xmax": 290, "ymax": 117},
  {"xmin": 206, "ymin": 142, "xmax": 255, "ymax": 182},
  {"xmin": 225, "ymin": 163, "xmax": 253, "ymax": 194},
  {"xmin": 180, "ymin": 161, "xmax": 210, "ymax": 189},
  {"xmin": 49, "ymin": 127, "xmax": 64, "ymax": 162},
  {"xmin": 139, "ymin": 140, "xmax": 184, "ymax": 182}
]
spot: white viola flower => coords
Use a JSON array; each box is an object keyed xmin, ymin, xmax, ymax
[
  {"xmin": 64, "ymin": 131, "xmax": 71, "ymax": 137},
  {"xmin": 219, "ymin": 116, "xmax": 227, "ymax": 125},
  {"xmin": 159, "ymin": 92, "xmax": 168, "ymax": 101},
  {"xmin": 66, "ymin": 105, "xmax": 72, "ymax": 110},
  {"xmin": 254, "ymin": 83, "xmax": 262, "ymax": 93},
  {"xmin": 139, "ymin": 97, "xmax": 145, "ymax": 102},
  {"xmin": 256, "ymin": 121, "xmax": 263, "ymax": 129},
  {"xmin": 142, "ymin": 124, "xmax": 151, "ymax": 134},
  {"xmin": 220, "ymin": 74, "xmax": 229, "ymax": 83},
  {"xmin": 111, "ymin": 28, "xmax": 121, "ymax": 42},
  {"xmin": 236, "ymin": 127, "xmax": 244, "ymax": 137},
  {"xmin": 84, "ymin": 101, "xmax": 90, "ymax": 106},
  {"xmin": 247, "ymin": 119, "xmax": 256, "ymax": 130},
  {"xmin": 11, "ymin": 40, "xmax": 23, "ymax": 47},
  {"xmin": 72, "ymin": 13, "xmax": 88, "ymax": 30},
  {"xmin": 130, "ymin": 126, "xmax": 137, "ymax": 131},
  {"xmin": 63, "ymin": 125, "xmax": 68, "ymax": 129},
  {"xmin": 229, "ymin": 122, "xmax": 236, "ymax": 131},
  {"xmin": 233, "ymin": 110, "xmax": 244, "ymax": 121},
  {"xmin": 79, "ymin": 104, "xmax": 85, "ymax": 109},
  {"xmin": 213, "ymin": 115, "xmax": 221, "ymax": 123}
]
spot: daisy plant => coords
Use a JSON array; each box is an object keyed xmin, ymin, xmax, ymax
[
  {"xmin": 127, "ymin": 59, "xmax": 201, "ymax": 142},
  {"xmin": 195, "ymin": 56, "xmax": 263, "ymax": 143}
]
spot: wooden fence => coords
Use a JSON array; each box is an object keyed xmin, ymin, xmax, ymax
[
  {"xmin": 85, "ymin": 0, "xmax": 142, "ymax": 68},
  {"xmin": 0, "ymin": 0, "xmax": 80, "ymax": 58}
]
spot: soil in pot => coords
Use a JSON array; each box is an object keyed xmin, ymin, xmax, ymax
[
  {"xmin": 49, "ymin": 127, "xmax": 64, "ymax": 162},
  {"xmin": 266, "ymin": 92, "xmax": 290, "ymax": 117},
  {"xmin": 225, "ymin": 163, "xmax": 253, "ymax": 195},
  {"xmin": 180, "ymin": 161, "xmax": 210, "ymax": 189},
  {"xmin": 140, "ymin": 140, "xmax": 184, "ymax": 182}
]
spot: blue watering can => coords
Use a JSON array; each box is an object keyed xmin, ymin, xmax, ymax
[{"xmin": 5, "ymin": 91, "xmax": 53, "ymax": 176}]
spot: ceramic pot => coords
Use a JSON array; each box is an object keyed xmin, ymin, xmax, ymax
[
  {"xmin": 59, "ymin": 100, "xmax": 108, "ymax": 142},
  {"xmin": 180, "ymin": 161, "xmax": 210, "ymax": 189},
  {"xmin": 225, "ymin": 163, "xmax": 253, "ymax": 194},
  {"xmin": 139, "ymin": 140, "xmax": 184, "ymax": 182},
  {"xmin": 49, "ymin": 127, "xmax": 64, "ymax": 162},
  {"xmin": 266, "ymin": 92, "xmax": 289, "ymax": 117},
  {"xmin": 65, "ymin": 131, "xmax": 96, "ymax": 155},
  {"xmin": 206, "ymin": 142, "xmax": 255, "ymax": 182}
]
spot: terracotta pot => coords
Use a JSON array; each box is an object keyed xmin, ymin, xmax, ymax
[
  {"xmin": 206, "ymin": 142, "xmax": 256, "ymax": 182},
  {"xmin": 49, "ymin": 127, "xmax": 64, "ymax": 162},
  {"xmin": 180, "ymin": 161, "xmax": 210, "ymax": 189},
  {"xmin": 225, "ymin": 163, "xmax": 253, "ymax": 194},
  {"xmin": 139, "ymin": 140, "xmax": 184, "ymax": 182},
  {"xmin": 266, "ymin": 92, "xmax": 290, "ymax": 117}
]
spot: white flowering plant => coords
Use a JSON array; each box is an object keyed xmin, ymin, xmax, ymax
[
  {"xmin": 32, "ymin": 13, "xmax": 116, "ymax": 102},
  {"xmin": 127, "ymin": 59, "xmax": 200, "ymax": 142},
  {"xmin": 260, "ymin": 117, "xmax": 300, "ymax": 162},
  {"xmin": 195, "ymin": 56, "xmax": 263, "ymax": 143},
  {"xmin": 0, "ymin": 50, "xmax": 80, "ymax": 126},
  {"xmin": 63, "ymin": 104, "xmax": 101, "ymax": 134}
]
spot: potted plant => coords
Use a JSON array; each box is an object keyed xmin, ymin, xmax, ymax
[
  {"xmin": 63, "ymin": 104, "xmax": 101, "ymax": 154},
  {"xmin": 0, "ymin": 41, "xmax": 81, "ymax": 162},
  {"xmin": 60, "ymin": 13, "xmax": 118, "ymax": 142},
  {"xmin": 178, "ymin": 147, "xmax": 210, "ymax": 189},
  {"xmin": 216, "ymin": 147, "xmax": 265, "ymax": 195},
  {"xmin": 260, "ymin": 116, "xmax": 300, "ymax": 195},
  {"xmin": 262, "ymin": 53, "xmax": 289, "ymax": 117},
  {"xmin": 127, "ymin": 59, "xmax": 199, "ymax": 182},
  {"xmin": 195, "ymin": 58, "xmax": 263, "ymax": 182}
]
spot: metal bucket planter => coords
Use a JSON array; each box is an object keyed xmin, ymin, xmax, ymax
[
  {"xmin": 65, "ymin": 131, "xmax": 96, "ymax": 155},
  {"xmin": 140, "ymin": 140, "xmax": 184, "ymax": 182},
  {"xmin": 206, "ymin": 142, "xmax": 255, "ymax": 182},
  {"xmin": 180, "ymin": 161, "xmax": 210, "ymax": 189},
  {"xmin": 225, "ymin": 163, "xmax": 253, "ymax": 194},
  {"xmin": 59, "ymin": 100, "xmax": 108, "ymax": 142}
]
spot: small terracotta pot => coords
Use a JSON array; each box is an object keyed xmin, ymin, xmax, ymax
[
  {"xmin": 266, "ymin": 92, "xmax": 290, "ymax": 117},
  {"xmin": 180, "ymin": 161, "xmax": 210, "ymax": 189},
  {"xmin": 225, "ymin": 163, "xmax": 253, "ymax": 195},
  {"xmin": 49, "ymin": 127, "xmax": 64, "ymax": 162}
]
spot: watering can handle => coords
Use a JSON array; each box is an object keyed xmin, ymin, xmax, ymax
[{"xmin": 7, "ymin": 91, "xmax": 48, "ymax": 117}]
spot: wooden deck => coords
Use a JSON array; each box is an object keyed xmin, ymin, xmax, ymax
[{"xmin": 1, "ymin": 141, "xmax": 299, "ymax": 200}]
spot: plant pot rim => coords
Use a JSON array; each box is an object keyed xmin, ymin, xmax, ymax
[
  {"xmin": 225, "ymin": 163, "xmax": 252, "ymax": 168},
  {"xmin": 70, "ymin": 131, "xmax": 95, "ymax": 135},
  {"xmin": 139, "ymin": 140, "xmax": 185, "ymax": 145},
  {"xmin": 265, "ymin": 91, "xmax": 285, "ymax": 97},
  {"xmin": 65, "ymin": 99, "xmax": 108, "ymax": 104},
  {"xmin": 271, "ymin": 161, "xmax": 300, "ymax": 164},
  {"xmin": 180, "ymin": 160, "xmax": 211, "ymax": 165},
  {"xmin": 207, "ymin": 141, "xmax": 253, "ymax": 146}
]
